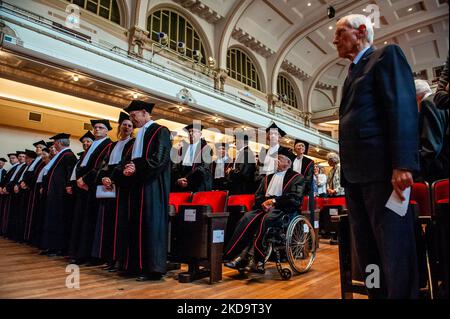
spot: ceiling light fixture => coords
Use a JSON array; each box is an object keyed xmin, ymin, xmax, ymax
[
  {"xmin": 73, "ymin": 74, "xmax": 79, "ymax": 82},
  {"xmin": 133, "ymin": 92, "xmax": 139, "ymax": 99}
]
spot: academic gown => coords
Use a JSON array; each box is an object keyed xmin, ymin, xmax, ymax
[
  {"xmin": 229, "ymin": 146, "xmax": 257, "ymax": 195},
  {"xmin": 172, "ymin": 139, "xmax": 212, "ymax": 192},
  {"xmin": 23, "ymin": 159, "xmax": 46, "ymax": 243},
  {"xmin": 40, "ymin": 149, "xmax": 77, "ymax": 252},
  {"xmin": 117, "ymin": 123, "xmax": 171, "ymax": 275},
  {"xmin": 4, "ymin": 163, "xmax": 27, "ymax": 240},
  {"xmin": 91, "ymin": 138, "xmax": 135, "ymax": 263},
  {"xmin": 211, "ymin": 158, "xmax": 233, "ymax": 191},
  {"xmin": 69, "ymin": 138, "xmax": 112, "ymax": 260},
  {"xmin": 0, "ymin": 164, "xmax": 20, "ymax": 235}
]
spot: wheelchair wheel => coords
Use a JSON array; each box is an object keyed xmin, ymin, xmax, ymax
[{"xmin": 285, "ymin": 215, "xmax": 317, "ymax": 274}]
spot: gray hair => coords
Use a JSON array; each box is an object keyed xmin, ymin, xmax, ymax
[
  {"xmin": 341, "ymin": 14, "xmax": 374, "ymax": 45},
  {"xmin": 414, "ymin": 79, "xmax": 432, "ymax": 97},
  {"xmin": 327, "ymin": 152, "xmax": 340, "ymax": 164},
  {"xmin": 57, "ymin": 138, "xmax": 70, "ymax": 147}
]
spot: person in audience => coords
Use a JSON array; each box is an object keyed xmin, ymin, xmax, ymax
[
  {"xmin": 293, "ymin": 139, "xmax": 314, "ymax": 222},
  {"xmin": 228, "ymin": 134, "xmax": 257, "ymax": 194},
  {"xmin": 314, "ymin": 165, "xmax": 327, "ymax": 197},
  {"xmin": 326, "ymin": 152, "xmax": 344, "ymax": 196},
  {"xmin": 92, "ymin": 112, "xmax": 135, "ymax": 272},
  {"xmin": 69, "ymin": 120, "xmax": 112, "ymax": 265},
  {"xmin": 224, "ymin": 148, "xmax": 306, "ymax": 274},
  {"xmin": 414, "ymin": 79, "xmax": 449, "ymax": 183},
  {"xmin": 257, "ymin": 122, "xmax": 291, "ymax": 183},
  {"xmin": 0, "ymin": 158, "xmax": 7, "ymax": 184},
  {"xmin": 39, "ymin": 133, "xmax": 77, "ymax": 256},
  {"xmin": 119, "ymin": 100, "xmax": 171, "ymax": 281},
  {"xmin": 172, "ymin": 123, "xmax": 212, "ymax": 192},
  {"xmin": 434, "ymin": 53, "xmax": 448, "ymax": 110},
  {"xmin": 333, "ymin": 14, "xmax": 419, "ymax": 298},
  {"xmin": 212, "ymin": 142, "xmax": 233, "ymax": 191}
]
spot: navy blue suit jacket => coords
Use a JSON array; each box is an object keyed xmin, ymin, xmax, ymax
[{"xmin": 339, "ymin": 45, "xmax": 419, "ymax": 184}]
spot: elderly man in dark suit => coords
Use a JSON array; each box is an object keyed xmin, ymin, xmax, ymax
[{"xmin": 333, "ymin": 14, "xmax": 419, "ymax": 298}]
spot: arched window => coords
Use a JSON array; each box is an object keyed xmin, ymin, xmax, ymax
[
  {"xmin": 227, "ymin": 48, "xmax": 261, "ymax": 91},
  {"xmin": 277, "ymin": 74, "xmax": 298, "ymax": 108},
  {"xmin": 66, "ymin": 0, "xmax": 121, "ymax": 25},
  {"xmin": 147, "ymin": 9, "xmax": 207, "ymax": 65}
]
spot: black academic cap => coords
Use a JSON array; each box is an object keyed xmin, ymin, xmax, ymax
[
  {"xmin": 33, "ymin": 140, "xmax": 47, "ymax": 147},
  {"xmin": 118, "ymin": 111, "xmax": 130, "ymax": 124},
  {"xmin": 183, "ymin": 123, "xmax": 205, "ymax": 131},
  {"xmin": 90, "ymin": 119, "xmax": 112, "ymax": 131},
  {"xmin": 79, "ymin": 131, "xmax": 95, "ymax": 143},
  {"xmin": 25, "ymin": 149, "xmax": 37, "ymax": 159},
  {"xmin": 50, "ymin": 133, "xmax": 71, "ymax": 140},
  {"xmin": 124, "ymin": 100, "xmax": 155, "ymax": 114},
  {"xmin": 0, "ymin": 158, "xmax": 7, "ymax": 162},
  {"xmin": 17, "ymin": 151, "xmax": 26, "ymax": 156},
  {"xmin": 277, "ymin": 147, "xmax": 296, "ymax": 162},
  {"xmin": 265, "ymin": 122, "xmax": 287, "ymax": 137},
  {"xmin": 7, "ymin": 153, "xmax": 17, "ymax": 157},
  {"xmin": 294, "ymin": 139, "xmax": 310, "ymax": 154},
  {"xmin": 46, "ymin": 141, "xmax": 54, "ymax": 148}
]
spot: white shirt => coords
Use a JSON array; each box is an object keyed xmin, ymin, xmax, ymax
[
  {"xmin": 80, "ymin": 136, "xmax": 108, "ymax": 167},
  {"xmin": 265, "ymin": 169, "xmax": 287, "ymax": 197},
  {"xmin": 132, "ymin": 120, "xmax": 154, "ymax": 160},
  {"xmin": 18, "ymin": 164, "xmax": 30, "ymax": 182},
  {"xmin": 214, "ymin": 156, "xmax": 229, "ymax": 179},
  {"xmin": 293, "ymin": 156, "xmax": 303, "ymax": 174},
  {"xmin": 70, "ymin": 161, "xmax": 80, "ymax": 181},
  {"xmin": 28, "ymin": 156, "xmax": 42, "ymax": 172},
  {"xmin": 182, "ymin": 140, "xmax": 200, "ymax": 166},
  {"xmin": 261, "ymin": 144, "xmax": 279, "ymax": 175},
  {"xmin": 108, "ymin": 137, "xmax": 131, "ymax": 165}
]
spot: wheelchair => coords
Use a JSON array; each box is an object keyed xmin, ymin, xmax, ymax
[{"xmin": 259, "ymin": 212, "xmax": 317, "ymax": 280}]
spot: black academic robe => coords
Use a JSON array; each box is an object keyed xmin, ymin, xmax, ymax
[
  {"xmin": 224, "ymin": 168, "xmax": 306, "ymax": 260},
  {"xmin": 91, "ymin": 138, "xmax": 135, "ymax": 263},
  {"xmin": 0, "ymin": 169, "xmax": 6, "ymax": 184},
  {"xmin": 229, "ymin": 146, "xmax": 257, "ymax": 195},
  {"xmin": 212, "ymin": 157, "xmax": 233, "ymax": 191},
  {"xmin": 117, "ymin": 123, "xmax": 171, "ymax": 275},
  {"xmin": 40, "ymin": 149, "xmax": 77, "ymax": 251},
  {"xmin": 23, "ymin": 159, "xmax": 46, "ymax": 243},
  {"xmin": 1, "ymin": 164, "xmax": 20, "ymax": 235},
  {"xmin": 69, "ymin": 138, "xmax": 112, "ymax": 259},
  {"xmin": 172, "ymin": 138, "xmax": 212, "ymax": 192},
  {"xmin": 4, "ymin": 163, "xmax": 27, "ymax": 240}
]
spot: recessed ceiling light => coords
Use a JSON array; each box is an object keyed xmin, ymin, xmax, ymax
[
  {"xmin": 362, "ymin": 8, "xmax": 366, "ymax": 12},
  {"xmin": 407, "ymin": 7, "xmax": 413, "ymax": 12},
  {"xmin": 307, "ymin": 2, "xmax": 311, "ymax": 6},
  {"xmin": 328, "ymin": 26, "xmax": 333, "ymax": 30},
  {"xmin": 178, "ymin": 106, "xmax": 184, "ymax": 112},
  {"xmin": 73, "ymin": 74, "xmax": 79, "ymax": 82},
  {"xmin": 384, "ymin": 41, "xmax": 388, "ymax": 44},
  {"xmin": 133, "ymin": 92, "xmax": 139, "ymax": 99},
  {"xmin": 417, "ymin": 29, "xmax": 421, "ymax": 33}
]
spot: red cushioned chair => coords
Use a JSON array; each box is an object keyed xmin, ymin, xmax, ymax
[
  {"xmin": 432, "ymin": 179, "xmax": 449, "ymax": 298},
  {"xmin": 410, "ymin": 182, "xmax": 432, "ymax": 217},
  {"xmin": 167, "ymin": 192, "xmax": 192, "ymax": 269},
  {"xmin": 319, "ymin": 196, "xmax": 347, "ymax": 245},
  {"xmin": 171, "ymin": 190, "xmax": 229, "ymax": 284},
  {"xmin": 224, "ymin": 194, "xmax": 255, "ymax": 252}
]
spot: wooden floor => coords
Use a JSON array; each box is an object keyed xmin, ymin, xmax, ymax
[{"xmin": 0, "ymin": 237, "xmax": 346, "ymax": 299}]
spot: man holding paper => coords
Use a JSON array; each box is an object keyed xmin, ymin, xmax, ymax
[{"xmin": 333, "ymin": 14, "xmax": 419, "ymax": 298}]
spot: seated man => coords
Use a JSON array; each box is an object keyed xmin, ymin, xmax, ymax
[{"xmin": 223, "ymin": 147, "xmax": 306, "ymax": 274}]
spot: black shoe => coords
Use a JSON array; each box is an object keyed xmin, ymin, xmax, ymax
[
  {"xmin": 39, "ymin": 249, "xmax": 50, "ymax": 255},
  {"xmin": 225, "ymin": 256, "xmax": 248, "ymax": 270},
  {"xmin": 245, "ymin": 258, "xmax": 265, "ymax": 274},
  {"xmin": 136, "ymin": 272, "xmax": 164, "ymax": 281}
]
